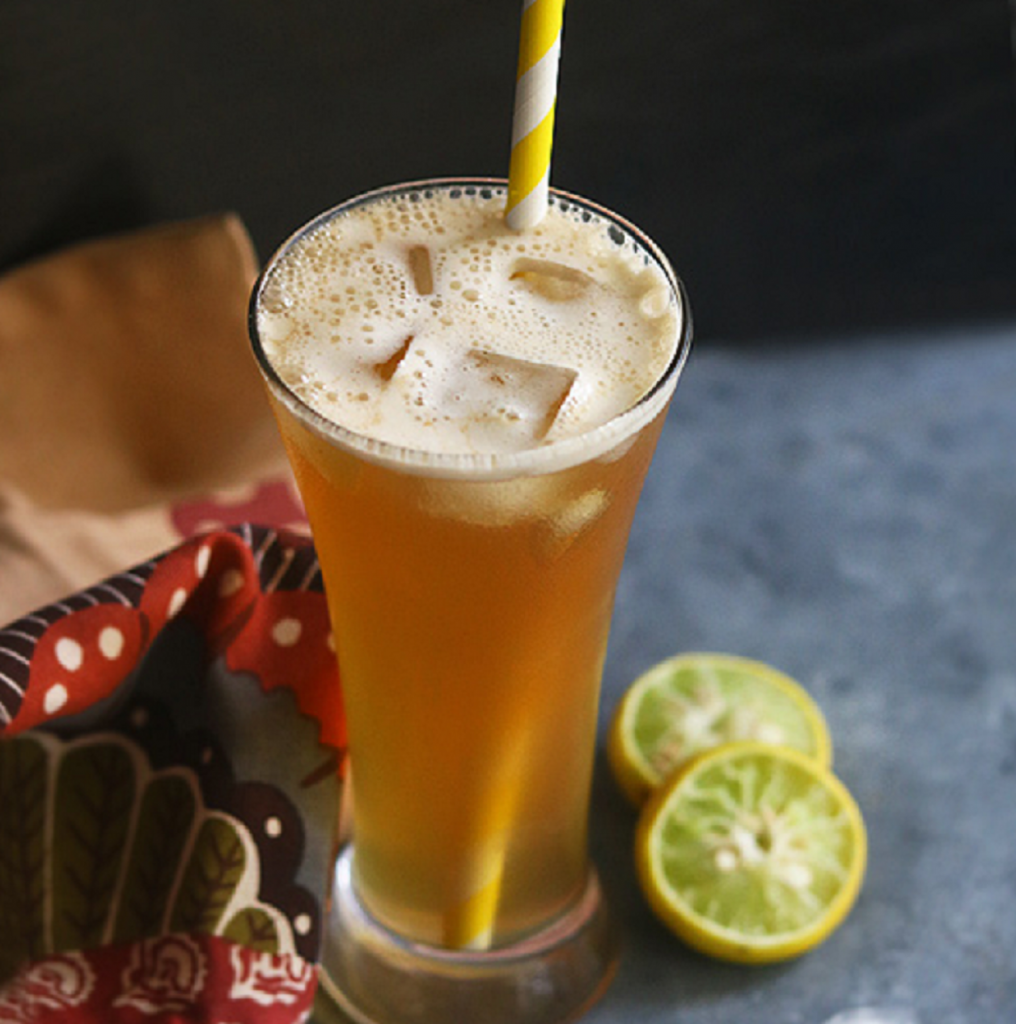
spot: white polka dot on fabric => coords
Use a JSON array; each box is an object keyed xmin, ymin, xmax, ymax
[
  {"xmin": 271, "ymin": 618, "xmax": 302, "ymax": 647},
  {"xmin": 218, "ymin": 569, "xmax": 245, "ymax": 598},
  {"xmin": 195, "ymin": 545, "xmax": 212, "ymax": 579},
  {"xmin": 168, "ymin": 588, "xmax": 188, "ymax": 618},
  {"xmin": 265, "ymin": 816, "xmax": 283, "ymax": 838},
  {"xmin": 44, "ymin": 683, "xmax": 68, "ymax": 715},
  {"xmin": 55, "ymin": 638, "xmax": 83, "ymax": 672},
  {"xmin": 98, "ymin": 626, "xmax": 125, "ymax": 660},
  {"xmin": 294, "ymin": 913, "xmax": 312, "ymax": 936}
]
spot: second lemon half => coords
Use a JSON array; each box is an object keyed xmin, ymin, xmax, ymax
[{"xmin": 608, "ymin": 653, "xmax": 831, "ymax": 805}]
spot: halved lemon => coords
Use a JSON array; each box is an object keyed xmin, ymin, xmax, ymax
[
  {"xmin": 635, "ymin": 741, "xmax": 866, "ymax": 963},
  {"xmin": 608, "ymin": 653, "xmax": 831, "ymax": 805}
]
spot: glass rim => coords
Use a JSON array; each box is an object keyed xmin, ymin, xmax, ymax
[{"xmin": 248, "ymin": 177, "xmax": 692, "ymax": 480}]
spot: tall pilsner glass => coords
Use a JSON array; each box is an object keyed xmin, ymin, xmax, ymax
[{"xmin": 249, "ymin": 179, "xmax": 691, "ymax": 1024}]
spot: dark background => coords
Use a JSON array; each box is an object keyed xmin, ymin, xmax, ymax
[{"xmin": 1, "ymin": 0, "xmax": 1013, "ymax": 342}]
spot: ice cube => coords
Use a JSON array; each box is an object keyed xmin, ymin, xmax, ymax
[
  {"xmin": 418, "ymin": 477, "xmax": 606, "ymax": 544},
  {"xmin": 418, "ymin": 476, "xmax": 552, "ymax": 527},
  {"xmin": 373, "ymin": 335, "xmax": 414, "ymax": 382},
  {"xmin": 534, "ymin": 488, "xmax": 610, "ymax": 561},
  {"xmin": 408, "ymin": 245, "xmax": 434, "ymax": 296},
  {"xmin": 389, "ymin": 343, "xmax": 578, "ymax": 451},
  {"xmin": 510, "ymin": 258, "xmax": 593, "ymax": 302},
  {"xmin": 460, "ymin": 349, "xmax": 578, "ymax": 445}
]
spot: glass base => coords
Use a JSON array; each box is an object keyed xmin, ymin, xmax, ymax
[{"xmin": 315, "ymin": 845, "xmax": 620, "ymax": 1024}]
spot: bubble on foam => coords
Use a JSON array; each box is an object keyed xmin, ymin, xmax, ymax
[{"xmin": 257, "ymin": 185, "xmax": 679, "ymax": 457}]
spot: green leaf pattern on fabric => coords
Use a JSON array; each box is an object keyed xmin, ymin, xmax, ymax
[
  {"xmin": 0, "ymin": 736, "xmax": 48, "ymax": 975},
  {"xmin": 222, "ymin": 906, "xmax": 281, "ymax": 953},
  {"xmin": 169, "ymin": 816, "xmax": 249, "ymax": 936},
  {"xmin": 0, "ymin": 731, "xmax": 298, "ymax": 969},
  {"xmin": 51, "ymin": 741, "xmax": 136, "ymax": 952},
  {"xmin": 112, "ymin": 771, "xmax": 197, "ymax": 945}
]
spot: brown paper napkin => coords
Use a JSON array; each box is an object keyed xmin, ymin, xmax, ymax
[{"xmin": 0, "ymin": 214, "xmax": 303, "ymax": 621}]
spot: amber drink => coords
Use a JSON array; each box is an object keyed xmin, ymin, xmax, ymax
[{"xmin": 250, "ymin": 179, "xmax": 690, "ymax": 1023}]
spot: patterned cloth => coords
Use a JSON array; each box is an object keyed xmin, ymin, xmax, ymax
[{"xmin": 0, "ymin": 525, "xmax": 346, "ymax": 1022}]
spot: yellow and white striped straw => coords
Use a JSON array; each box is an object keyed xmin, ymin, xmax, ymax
[
  {"xmin": 505, "ymin": 0, "xmax": 566, "ymax": 231},
  {"xmin": 440, "ymin": 725, "xmax": 532, "ymax": 950}
]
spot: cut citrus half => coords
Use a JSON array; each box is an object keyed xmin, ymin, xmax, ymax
[
  {"xmin": 635, "ymin": 741, "xmax": 866, "ymax": 963},
  {"xmin": 608, "ymin": 653, "xmax": 831, "ymax": 805}
]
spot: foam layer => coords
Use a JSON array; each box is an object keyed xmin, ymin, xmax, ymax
[{"xmin": 256, "ymin": 184, "xmax": 681, "ymax": 458}]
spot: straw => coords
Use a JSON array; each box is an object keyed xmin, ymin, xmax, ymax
[
  {"xmin": 440, "ymin": 729, "xmax": 530, "ymax": 950},
  {"xmin": 441, "ymin": 840, "xmax": 509, "ymax": 950},
  {"xmin": 505, "ymin": 0, "xmax": 566, "ymax": 231},
  {"xmin": 438, "ymin": 0, "xmax": 569, "ymax": 951}
]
